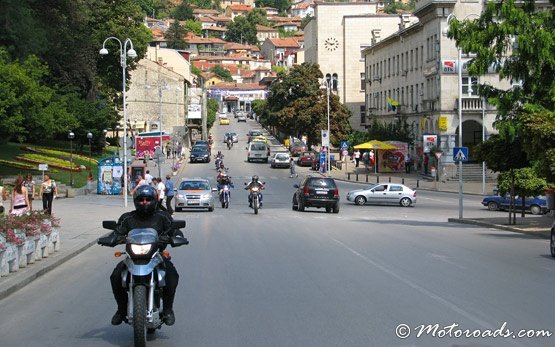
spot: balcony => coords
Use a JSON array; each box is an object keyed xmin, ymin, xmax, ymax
[{"xmin": 456, "ymin": 97, "xmax": 495, "ymax": 112}]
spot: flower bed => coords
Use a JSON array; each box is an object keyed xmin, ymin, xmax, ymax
[{"xmin": 0, "ymin": 211, "xmax": 61, "ymax": 276}]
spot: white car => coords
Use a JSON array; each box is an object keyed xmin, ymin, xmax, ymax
[
  {"xmin": 346, "ymin": 183, "xmax": 416, "ymax": 207},
  {"xmin": 175, "ymin": 178, "xmax": 216, "ymax": 212},
  {"xmin": 270, "ymin": 152, "xmax": 291, "ymax": 168}
]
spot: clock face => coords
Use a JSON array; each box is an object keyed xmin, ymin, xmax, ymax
[{"xmin": 324, "ymin": 37, "xmax": 339, "ymax": 51}]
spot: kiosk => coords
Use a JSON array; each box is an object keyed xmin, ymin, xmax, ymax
[{"xmin": 97, "ymin": 156, "xmax": 123, "ymax": 195}]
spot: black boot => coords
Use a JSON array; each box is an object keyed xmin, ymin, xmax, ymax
[
  {"xmin": 162, "ymin": 309, "xmax": 175, "ymax": 326},
  {"xmin": 111, "ymin": 309, "xmax": 126, "ymax": 325}
]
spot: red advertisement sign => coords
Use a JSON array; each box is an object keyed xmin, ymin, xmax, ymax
[{"xmin": 135, "ymin": 135, "xmax": 170, "ymax": 159}]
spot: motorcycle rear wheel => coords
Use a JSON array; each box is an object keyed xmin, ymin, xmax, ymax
[{"xmin": 133, "ymin": 285, "xmax": 147, "ymax": 347}]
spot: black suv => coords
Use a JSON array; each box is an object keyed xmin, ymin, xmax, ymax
[{"xmin": 292, "ymin": 176, "xmax": 340, "ymax": 213}]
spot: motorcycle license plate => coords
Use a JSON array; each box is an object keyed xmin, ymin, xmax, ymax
[{"xmin": 187, "ymin": 200, "xmax": 200, "ymax": 205}]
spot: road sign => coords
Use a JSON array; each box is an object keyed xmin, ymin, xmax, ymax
[
  {"xmin": 321, "ymin": 130, "xmax": 329, "ymax": 147},
  {"xmin": 453, "ymin": 147, "xmax": 469, "ymax": 162},
  {"xmin": 340, "ymin": 141, "xmax": 349, "ymax": 151},
  {"xmin": 39, "ymin": 164, "xmax": 48, "ymax": 171},
  {"xmin": 434, "ymin": 152, "xmax": 442, "ymax": 160}
]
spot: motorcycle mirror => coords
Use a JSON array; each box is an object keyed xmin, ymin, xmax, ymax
[
  {"xmin": 170, "ymin": 236, "xmax": 189, "ymax": 248},
  {"xmin": 171, "ymin": 220, "xmax": 186, "ymax": 229},
  {"xmin": 102, "ymin": 220, "xmax": 117, "ymax": 230}
]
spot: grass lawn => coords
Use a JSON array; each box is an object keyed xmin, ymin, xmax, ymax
[{"xmin": 0, "ymin": 142, "xmax": 118, "ymax": 188}]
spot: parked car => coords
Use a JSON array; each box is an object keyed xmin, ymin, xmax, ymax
[
  {"xmin": 237, "ymin": 114, "xmax": 247, "ymax": 122},
  {"xmin": 270, "ymin": 152, "xmax": 291, "ymax": 168},
  {"xmin": 297, "ymin": 151, "xmax": 315, "ymax": 166},
  {"xmin": 289, "ymin": 139, "xmax": 307, "ymax": 157},
  {"xmin": 481, "ymin": 194, "xmax": 548, "ymax": 215},
  {"xmin": 218, "ymin": 112, "xmax": 227, "ymax": 119},
  {"xmin": 219, "ymin": 117, "xmax": 230, "ymax": 125},
  {"xmin": 247, "ymin": 130, "xmax": 263, "ymax": 143},
  {"xmin": 346, "ymin": 183, "xmax": 416, "ymax": 207},
  {"xmin": 292, "ymin": 176, "xmax": 340, "ymax": 213},
  {"xmin": 175, "ymin": 178, "xmax": 216, "ymax": 212},
  {"xmin": 189, "ymin": 146, "xmax": 210, "ymax": 163},
  {"xmin": 223, "ymin": 132, "xmax": 238, "ymax": 143},
  {"xmin": 311, "ymin": 152, "xmax": 321, "ymax": 171}
]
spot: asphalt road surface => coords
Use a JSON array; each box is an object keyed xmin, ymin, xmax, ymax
[{"xmin": 1, "ymin": 118, "xmax": 554, "ymax": 347}]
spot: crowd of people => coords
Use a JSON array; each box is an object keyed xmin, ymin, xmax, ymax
[{"xmin": 0, "ymin": 173, "xmax": 59, "ymax": 216}]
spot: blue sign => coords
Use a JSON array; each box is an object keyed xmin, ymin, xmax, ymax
[
  {"xmin": 453, "ymin": 147, "xmax": 469, "ymax": 162},
  {"xmin": 340, "ymin": 141, "xmax": 349, "ymax": 150}
]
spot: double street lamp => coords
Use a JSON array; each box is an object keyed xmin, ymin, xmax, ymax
[
  {"xmin": 322, "ymin": 74, "xmax": 337, "ymax": 176},
  {"xmin": 99, "ymin": 37, "xmax": 137, "ymax": 207},
  {"xmin": 68, "ymin": 131, "xmax": 75, "ymax": 187}
]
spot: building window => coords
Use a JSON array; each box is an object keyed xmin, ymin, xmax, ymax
[
  {"xmin": 462, "ymin": 77, "xmax": 478, "ymax": 96},
  {"xmin": 415, "ymin": 47, "xmax": 418, "ymax": 69},
  {"xmin": 360, "ymin": 73, "xmax": 365, "ymax": 90},
  {"xmin": 360, "ymin": 105, "xmax": 366, "ymax": 124}
]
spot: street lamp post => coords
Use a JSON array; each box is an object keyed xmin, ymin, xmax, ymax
[
  {"xmin": 99, "ymin": 37, "xmax": 137, "ymax": 207},
  {"xmin": 444, "ymin": 13, "xmax": 480, "ymax": 219},
  {"xmin": 68, "ymin": 131, "xmax": 75, "ymax": 187},
  {"xmin": 322, "ymin": 74, "xmax": 336, "ymax": 176},
  {"xmin": 87, "ymin": 132, "xmax": 93, "ymax": 172}
]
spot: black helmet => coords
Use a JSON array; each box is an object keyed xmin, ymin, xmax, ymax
[
  {"xmin": 252, "ymin": 175, "xmax": 259, "ymax": 182},
  {"xmin": 133, "ymin": 185, "xmax": 158, "ymax": 217}
]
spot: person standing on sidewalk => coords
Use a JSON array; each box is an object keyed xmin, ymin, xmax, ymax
[
  {"xmin": 144, "ymin": 170, "xmax": 154, "ymax": 186},
  {"xmin": 39, "ymin": 174, "xmax": 57, "ymax": 215},
  {"xmin": 405, "ymin": 153, "xmax": 412, "ymax": 174},
  {"xmin": 156, "ymin": 177, "xmax": 167, "ymax": 211},
  {"xmin": 9, "ymin": 176, "xmax": 30, "ymax": 216},
  {"xmin": 354, "ymin": 149, "xmax": 361, "ymax": 168},
  {"xmin": 165, "ymin": 175, "xmax": 175, "ymax": 215}
]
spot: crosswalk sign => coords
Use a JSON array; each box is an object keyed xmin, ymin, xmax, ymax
[{"xmin": 453, "ymin": 147, "xmax": 469, "ymax": 162}]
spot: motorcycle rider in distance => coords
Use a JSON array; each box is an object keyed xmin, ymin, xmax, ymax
[
  {"xmin": 109, "ymin": 185, "xmax": 182, "ymax": 327},
  {"xmin": 244, "ymin": 175, "xmax": 265, "ymax": 207}
]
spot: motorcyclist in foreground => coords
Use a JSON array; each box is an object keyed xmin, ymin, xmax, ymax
[
  {"xmin": 109, "ymin": 185, "xmax": 182, "ymax": 326},
  {"xmin": 244, "ymin": 175, "xmax": 264, "ymax": 207}
]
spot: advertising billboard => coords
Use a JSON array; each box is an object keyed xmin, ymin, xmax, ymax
[
  {"xmin": 188, "ymin": 103, "xmax": 201, "ymax": 119},
  {"xmin": 135, "ymin": 134, "xmax": 170, "ymax": 159}
]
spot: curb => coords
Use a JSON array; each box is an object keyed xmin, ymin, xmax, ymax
[{"xmin": 447, "ymin": 218, "xmax": 550, "ymax": 238}]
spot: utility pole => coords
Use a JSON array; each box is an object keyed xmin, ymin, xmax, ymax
[{"xmin": 201, "ymin": 78, "xmax": 207, "ymax": 140}]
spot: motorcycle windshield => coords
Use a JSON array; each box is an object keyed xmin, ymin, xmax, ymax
[{"xmin": 127, "ymin": 228, "xmax": 159, "ymax": 245}]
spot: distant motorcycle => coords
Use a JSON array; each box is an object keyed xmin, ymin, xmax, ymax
[
  {"xmin": 215, "ymin": 157, "xmax": 223, "ymax": 169},
  {"xmin": 97, "ymin": 220, "xmax": 188, "ymax": 347}
]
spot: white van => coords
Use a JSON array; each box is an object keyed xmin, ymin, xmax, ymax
[{"xmin": 247, "ymin": 141, "xmax": 269, "ymax": 162}]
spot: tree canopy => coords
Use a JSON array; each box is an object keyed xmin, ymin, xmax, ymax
[
  {"xmin": 263, "ymin": 63, "xmax": 352, "ymax": 148},
  {"xmin": 449, "ymin": 0, "xmax": 555, "ymax": 185},
  {"xmin": 225, "ymin": 16, "xmax": 258, "ymax": 45}
]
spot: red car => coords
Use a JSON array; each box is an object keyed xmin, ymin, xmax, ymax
[
  {"xmin": 297, "ymin": 151, "xmax": 315, "ymax": 166},
  {"xmin": 289, "ymin": 140, "xmax": 307, "ymax": 157}
]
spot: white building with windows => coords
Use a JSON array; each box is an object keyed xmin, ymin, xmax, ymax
[
  {"xmin": 362, "ymin": 0, "xmax": 510, "ymax": 172},
  {"xmin": 303, "ymin": 2, "xmax": 417, "ymax": 130}
]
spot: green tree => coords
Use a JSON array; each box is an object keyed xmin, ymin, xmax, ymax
[
  {"xmin": 247, "ymin": 9, "xmax": 271, "ymax": 27},
  {"xmin": 255, "ymin": 0, "xmax": 291, "ymax": 14},
  {"xmin": 165, "ymin": 21, "xmax": 189, "ymax": 49},
  {"xmin": 172, "ymin": 1, "xmax": 194, "ymax": 21},
  {"xmin": 226, "ymin": 16, "xmax": 258, "ymax": 44},
  {"xmin": 497, "ymin": 167, "xmax": 548, "ymax": 218},
  {"xmin": 449, "ymin": 0, "xmax": 555, "ymax": 184},
  {"xmin": 210, "ymin": 65, "xmax": 234, "ymax": 82},
  {"xmin": 207, "ymin": 98, "xmax": 218, "ymax": 129},
  {"xmin": 183, "ymin": 20, "xmax": 202, "ymax": 36},
  {"xmin": 264, "ymin": 63, "xmax": 351, "ymax": 148}
]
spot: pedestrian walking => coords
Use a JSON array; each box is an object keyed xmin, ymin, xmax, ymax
[
  {"xmin": 156, "ymin": 177, "xmax": 167, "ymax": 211},
  {"xmin": 289, "ymin": 158, "xmax": 298, "ymax": 178},
  {"xmin": 354, "ymin": 149, "xmax": 361, "ymax": 167},
  {"xmin": 165, "ymin": 175, "xmax": 175, "ymax": 215},
  {"xmin": 423, "ymin": 153, "xmax": 430, "ymax": 175},
  {"xmin": 405, "ymin": 153, "xmax": 412, "ymax": 174},
  {"xmin": 144, "ymin": 170, "xmax": 154, "ymax": 186},
  {"xmin": 10, "ymin": 176, "xmax": 30, "ymax": 216},
  {"xmin": 39, "ymin": 174, "xmax": 57, "ymax": 215},
  {"xmin": 23, "ymin": 174, "xmax": 35, "ymax": 210}
]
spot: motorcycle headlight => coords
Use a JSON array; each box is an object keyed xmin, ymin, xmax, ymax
[{"xmin": 130, "ymin": 244, "xmax": 152, "ymax": 255}]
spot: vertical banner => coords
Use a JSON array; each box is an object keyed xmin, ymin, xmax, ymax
[
  {"xmin": 321, "ymin": 130, "xmax": 329, "ymax": 147},
  {"xmin": 423, "ymin": 134, "xmax": 438, "ymax": 153}
]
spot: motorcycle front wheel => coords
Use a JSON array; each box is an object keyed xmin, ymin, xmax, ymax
[
  {"xmin": 254, "ymin": 197, "xmax": 259, "ymax": 214},
  {"xmin": 133, "ymin": 285, "xmax": 147, "ymax": 347}
]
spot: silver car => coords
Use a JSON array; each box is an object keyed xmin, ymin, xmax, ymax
[
  {"xmin": 175, "ymin": 178, "xmax": 216, "ymax": 212},
  {"xmin": 270, "ymin": 152, "xmax": 291, "ymax": 168},
  {"xmin": 346, "ymin": 183, "xmax": 416, "ymax": 207}
]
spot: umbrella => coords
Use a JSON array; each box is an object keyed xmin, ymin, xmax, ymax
[
  {"xmin": 353, "ymin": 140, "xmax": 396, "ymax": 150},
  {"xmin": 353, "ymin": 140, "xmax": 396, "ymax": 173}
]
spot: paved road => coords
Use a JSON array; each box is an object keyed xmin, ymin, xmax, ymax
[{"xmin": 1, "ymin": 118, "xmax": 554, "ymax": 347}]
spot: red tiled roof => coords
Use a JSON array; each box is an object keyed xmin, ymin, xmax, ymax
[
  {"xmin": 268, "ymin": 37, "xmax": 301, "ymax": 48},
  {"xmin": 186, "ymin": 36, "xmax": 227, "ymax": 44},
  {"xmin": 273, "ymin": 22, "xmax": 299, "ymax": 28},
  {"xmin": 204, "ymin": 26, "xmax": 227, "ymax": 32},
  {"xmin": 210, "ymin": 82, "xmax": 268, "ymax": 90},
  {"xmin": 268, "ymin": 16, "xmax": 302, "ymax": 22},
  {"xmin": 199, "ymin": 17, "xmax": 217, "ymax": 23},
  {"xmin": 228, "ymin": 4, "xmax": 253, "ymax": 12},
  {"xmin": 224, "ymin": 42, "xmax": 253, "ymax": 50},
  {"xmin": 193, "ymin": 9, "xmax": 220, "ymax": 15}
]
